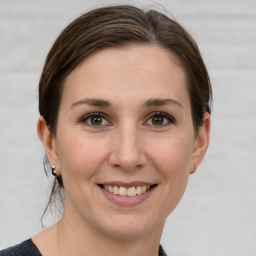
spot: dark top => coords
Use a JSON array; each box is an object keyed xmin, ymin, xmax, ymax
[
  {"xmin": 0, "ymin": 239, "xmax": 42, "ymax": 256},
  {"xmin": 0, "ymin": 239, "xmax": 167, "ymax": 255}
]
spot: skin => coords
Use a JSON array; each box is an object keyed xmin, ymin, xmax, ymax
[{"xmin": 35, "ymin": 45, "xmax": 210, "ymax": 256}]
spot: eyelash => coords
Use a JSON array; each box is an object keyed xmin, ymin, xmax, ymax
[
  {"xmin": 80, "ymin": 112, "xmax": 175, "ymax": 127},
  {"xmin": 81, "ymin": 112, "xmax": 110, "ymax": 127},
  {"xmin": 144, "ymin": 112, "xmax": 176, "ymax": 127}
]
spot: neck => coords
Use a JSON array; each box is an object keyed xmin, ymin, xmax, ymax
[{"xmin": 55, "ymin": 207, "xmax": 164, "ymax": 256}]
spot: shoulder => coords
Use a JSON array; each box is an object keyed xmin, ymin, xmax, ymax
[{"xmin": 0, "ymin": 239, "xmax": 42, "ymax": 256}]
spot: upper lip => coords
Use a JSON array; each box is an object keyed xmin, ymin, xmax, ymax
[{"xmin": 99, "ymin": 181, "xmax": 156, "ymax": 187}]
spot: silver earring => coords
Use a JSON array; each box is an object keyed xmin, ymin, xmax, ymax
[{"xmin": 51, "ymin": 166, "xmax": 56, "ymax": 176}]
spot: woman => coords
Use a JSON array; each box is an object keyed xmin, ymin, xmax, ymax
[{"xmin": 0, "ymin": 5, "xmax": 211, "ymax": 256}]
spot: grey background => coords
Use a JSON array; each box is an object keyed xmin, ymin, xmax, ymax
[{"xmin": 0, "ymin": 0, "xmax": 256, "ymax": 255}]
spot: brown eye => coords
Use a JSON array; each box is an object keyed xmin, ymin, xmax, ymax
[
  {"xmin": 152, "ymin": 116, "xmax": 164, "ymax": 125},
  {"xmin": 145, "ymin": 112, "xmax": 175, "ymax": 127},
  {"xmin": 82, "ymin": 113, "xmax": 110, "ymax": 127},
  {"xmin": 91, "ymin": 116, "xmax": 103, "ymax": 125}
]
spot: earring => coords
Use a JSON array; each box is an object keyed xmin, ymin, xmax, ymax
[
  {"xmin": 51, "ymin": 165, "xmax": 64, "ymax": 187},
  {"xmin": 191, "ymin": 164, "xmax": 197, "ymax": 174},
  {"xmin": 51, "ymin": 165, "xmax": 57, "ymax": 176}
]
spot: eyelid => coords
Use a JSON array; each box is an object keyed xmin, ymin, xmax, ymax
[
  {"xmin": 79, "ymin": 111, "xmax": 175, "ymax": 127},
  {"xmin": 144, "ymin": 112, "xmax": 176, "ymax": 126},
  {"xmin": 81, "ymin": 112, "xmax": 112, "ymax": 126}
]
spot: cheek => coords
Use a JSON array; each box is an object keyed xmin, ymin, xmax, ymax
[
  {"xmin": 150, "ymin": 134, "xmax": 194, "ymax": 199},
  {"xmin": 151, "ymin": 134, "xmax": 193, "ymax": 174},
  {"xmin": 57, "ymin": 132, "xmax": 107, "ymax": 184}
]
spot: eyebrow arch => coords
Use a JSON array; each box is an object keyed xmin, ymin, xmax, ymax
[
  {"xmin": 145, "ymin": 98, "xmax": 183, "ymax": 108},
  {"xmin": 71, "ymin": 98, "xmax": 111, "ymax": 108},
  {"xmin": 70, "ymin": 97, "xmax": 183, "ymax": 109}
]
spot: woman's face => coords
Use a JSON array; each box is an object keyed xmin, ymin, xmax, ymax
[{"xmin": 44, "ymin": 45, "xmax": 209, "ymax": 239}]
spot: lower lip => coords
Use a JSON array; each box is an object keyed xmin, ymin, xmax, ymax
[{"xmin": 99, "ymin": 186, "xmax": 156, "ymax": 206}]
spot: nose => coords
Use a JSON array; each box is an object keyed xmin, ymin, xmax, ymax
[{"xmin": 108, "ymin": 125, "xmax": 147, "ymax": 172}]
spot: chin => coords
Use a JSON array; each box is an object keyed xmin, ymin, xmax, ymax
[{"xmin": 93, "ymin": 210, "xmax": 165, "ymax": 240}]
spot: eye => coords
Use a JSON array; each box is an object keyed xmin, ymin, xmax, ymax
[
  {"xmin": 145, "ymin": 112, "xmax": 175, "ymax": 127},
  {"xmin": 81, "ymin": 113, "xmax": 111, "ymax": 126}
]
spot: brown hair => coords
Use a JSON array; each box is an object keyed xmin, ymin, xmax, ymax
[{"xmin": 39, "ymin": 5, "xmax": 212, "ymax": 221}]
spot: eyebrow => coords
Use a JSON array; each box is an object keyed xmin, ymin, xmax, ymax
[
  {"xmin": 145, "ymin": 98, "xmax": 183, "ymax": 108},
  {"xmin": 70, "ymin": 98, "xmax": 183, "ymax": 109},
  {"xmin": 71, "ymin": 98, "xmax": 111, "ymax": 108}
]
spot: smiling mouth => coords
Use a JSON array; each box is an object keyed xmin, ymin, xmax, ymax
[{"xmin": 99, "ymin": 184, "xmax": 157, "ymax": 197}]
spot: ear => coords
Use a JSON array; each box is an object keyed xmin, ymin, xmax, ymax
[
  {"xmin": 37, "ymin": 116, "xmax": 60, "ymax": 175},
  {"xmin": 190, "ymin": 112, "xmax": 211, "ymax": 174}
]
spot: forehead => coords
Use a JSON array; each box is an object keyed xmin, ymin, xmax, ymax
[
  {"xmin": 69, "ymin": 45, "xmax": 184, "ymax": 81},
  {"xmin": 61, "ymin": 45, "xmax": 189, "ymax": 108}
]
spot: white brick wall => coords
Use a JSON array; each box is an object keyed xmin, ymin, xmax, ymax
[{"xmin": 0, "ymin": 0, "xmax": 256, "ymax": 255}]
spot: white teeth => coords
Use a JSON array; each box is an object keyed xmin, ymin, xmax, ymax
[
  {"xmin": 103, "ymin": 185, "xmax": 152, "ymax": 196},
  {"xmin": 136, "ymin": 186, "xmax": 142, "ymax": 195},
  {"xmin": 128, "ymin": 187, "xmax": 136, "ymax": 197},
  {"xmin": 119, "ymin": 187, "xmax": 128, "ymax": 196},
  {"xmin": 113, "ymin": 186, "xmax": 119, "ymax": 194}
]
